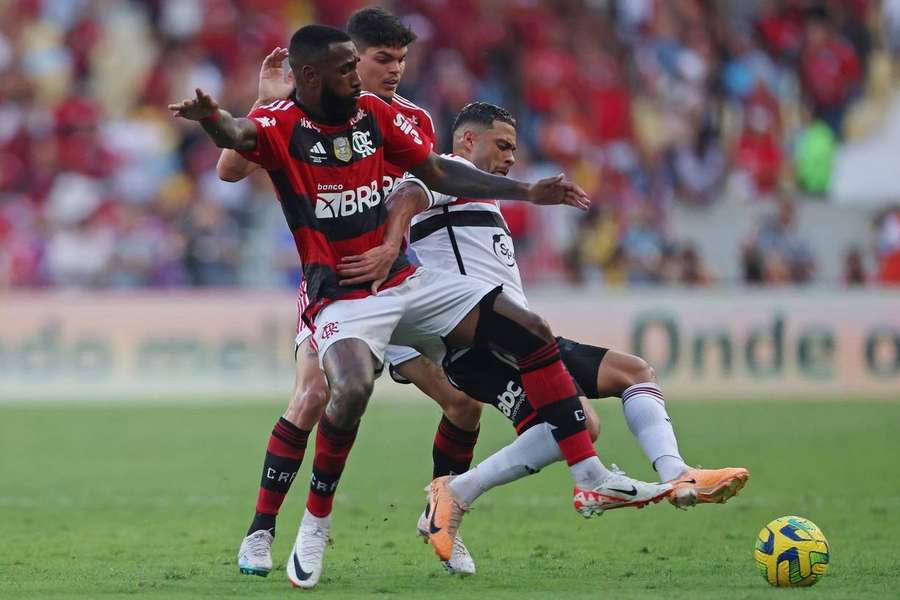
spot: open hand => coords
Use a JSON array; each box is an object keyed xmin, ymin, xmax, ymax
[
  {"xmin": 258, "ymin": 47, "xmax": 294, "ymax": 102},
  {"xmin": 527, "ymin": 174, "xmax": 591, "ymax": 210},
  {"xmin": 337, "ymin": 243, "xmax": 400, "ymax": 293},
  {"xmin": 168, "ymin": 88, "xmax": 219, "ymax": 121}
]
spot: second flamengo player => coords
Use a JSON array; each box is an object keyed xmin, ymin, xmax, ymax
[{"xmin": 169, "ymin": 25, "xmax": 668, "ymax": 591}]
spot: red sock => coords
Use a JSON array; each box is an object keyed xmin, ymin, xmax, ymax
[
  {"xmin": 306, "ymin": 414, "xmax": 359, "ymax": 518},
  {"xmin": 249, "ymin": 418, "xmax": 309, "ymax": 534},
  {"xmin": 518, "ymin": 341, "xmax": 596, "ymax": 466},
  {"xmin": 432, "ymin": 415, "xmax": 479, "ymax": 478}
]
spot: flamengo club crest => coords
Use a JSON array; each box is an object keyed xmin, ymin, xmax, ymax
[{"xmin": 333, "ymin": 136, "xmax": 352, "ymax": 162}]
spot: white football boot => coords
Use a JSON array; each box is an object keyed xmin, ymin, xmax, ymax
[
  {"xmin": 286, "ymin": 510, "xmax": 330, "ymax": 589},
  {"xmin": 237, "ymin": 529, "xmax": 274, "ymax": 577},
  {"xmin": 573, "ymin": 465, "xmax": 672, "ymax": 517},
  {"xmin": 417, "ymin": 506, "xmax": 476, "ymax": 575}
]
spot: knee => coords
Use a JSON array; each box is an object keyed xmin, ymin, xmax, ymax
[
  {"xmin": 284, "ymin": 379, "xmax": 329, "ymax": 427},
  {"xmin": 327, "ymin": 376, "xmax": 373, "ymax": 429},
  {"xmin": 614, "ymin": 355, "xmax": 656, "ymax": 391},
  {"xmin": 521, "ymin": 310, "xmax": 553, "ymax": 343}
]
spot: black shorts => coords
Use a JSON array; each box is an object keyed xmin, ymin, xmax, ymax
[{"xmin": 443, "ymin": 337, "xmax": 608, "ymax": 433}]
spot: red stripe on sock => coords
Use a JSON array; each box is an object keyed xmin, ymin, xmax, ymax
[
  {"xmin": 257, "ymin": 488, "xmax": 286, "ymax": 515},
  {"xmin": 306, "ymin": 492, "xmax": 332, "ymax": 518},
  {"xmin": 267, "ymin": 434, "xmax": 306, "ymax": 459},
  {"xmin": 557, "ymin": 430, "xmax": 597, "ymax": 466}
]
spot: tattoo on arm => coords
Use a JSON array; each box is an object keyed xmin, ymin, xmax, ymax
[{"xmin": 200, "ymin": 111, "xmax": 258, "ymax": 151}]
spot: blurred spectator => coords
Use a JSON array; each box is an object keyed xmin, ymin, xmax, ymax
[
  {"xmin": 843, "ymin": 245, "xmax": 868, "ymax": 286},
  {"xmin": 672, "ymin": 242, "xmax": 715, "ymax": 286},
  {"xmin": 875, "ymin": 207, "xmax": 900, "ymax": 285},
  {"xmin": 742, "ymin": 196, "xmax": 816, "ymax": 285},
  {"xmin": 731, "ymin": 104, "xmax": 784, "ymax": 198},
  {"xmin": 620, "ymin": 202, "xmax": 669, "ymax": 286},
  {"xmin": 798, "ymin": 7, "xmax": 862, "ymax": 136},
  {"xmin": 670, "ymin": 111, "xmax": 726, "ymax": 204}
]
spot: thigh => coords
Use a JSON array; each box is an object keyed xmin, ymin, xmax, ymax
[
  {"xmin": 557, "ymin": 337, "xmax": 609, "ymax": 399},
  {"xmin": 313, "ymin": 294, "xmax": 403, "ymax": 368},
  {"xmin": 294, "ymin": 335, "xmax": 325, "ymax": 389},
  {"xmin": 394, "ymin": 268, "xmax": 497, "ymax": 349}
]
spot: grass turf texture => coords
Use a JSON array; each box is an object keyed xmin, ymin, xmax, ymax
[{"xmin": 1, "ymin": 398, "xmax": 898, "ymax": 599}]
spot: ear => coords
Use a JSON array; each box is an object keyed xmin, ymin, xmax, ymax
[
  {"xmin": 300, "ymin": 65, "xmax": 318, "ymax": 87},
  {"xmin": 462, "ymin": 129, "xmax": 477, "ymax": 152}
]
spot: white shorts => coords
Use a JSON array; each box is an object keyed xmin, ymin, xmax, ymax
[
  {"xmin": 295, "ymin": 328, "xmax": 313, "ymax": 348},
  {"xmin": 312, "ymin": 268, "xmax": 495, "ymax": 368},
  {"xmin": 384, "ymin": 344, "xmax": 421, "ymax": 367}
]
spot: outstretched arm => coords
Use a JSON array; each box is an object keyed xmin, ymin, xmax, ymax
[
  {"xmin": 168, "ymin": 88, "xmax": 258, "ymax": 151},
  {"xmin": 408, "ymin": 153, "xmax": 590, "ymax": 210},
  {"xmin": 218, "ymin": 47, "xmax": 294, "ymax": 181}
]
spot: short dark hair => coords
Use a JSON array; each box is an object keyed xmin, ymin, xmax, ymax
[
  {"xmin": 347, "ymin": 7, "xmax": 416, "ymax": 50},
  {"xmin": 451, "ymin": 102, "xmax": 517, "ymax": 134},
  {"xmin": 288, "ymin": 24, "xmax": 352, "ymax": 70}
]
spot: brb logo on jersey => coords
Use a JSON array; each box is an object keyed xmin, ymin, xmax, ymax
[
  {"xmin": 315, "ymin": 181, "xmax": 382, "ymax": 219},
  {"xmin": 492, "ymin": 233, "xmax": 516, "ymax": 267}
]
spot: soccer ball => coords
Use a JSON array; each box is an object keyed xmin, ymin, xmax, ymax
[{"xmin": 754, "ymin": 516, "xmax": 830, "ymax": 587}]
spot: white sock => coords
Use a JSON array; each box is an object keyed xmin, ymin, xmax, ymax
[
  {"xmin": 621, "ymin": 383, "xmax": 688, "ymax": 481},
  {"xmin": 569, "ymin": 455, "xmax": 611, "ymax": 489},
  {"xmin": 449, "ymin": 423, "xmax": 567, "ymax": 505}
]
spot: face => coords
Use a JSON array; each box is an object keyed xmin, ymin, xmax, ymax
[
  {"xmin": 468, "ymin": 121, "xmax": 517, "ymax": 176},
  {"xmin": 357, "ymin": 45, "xmax": 407, "ymax": 100},
  {"xmin": 300, "ymin": 41, "xmax": 362, "ymax": 121}
]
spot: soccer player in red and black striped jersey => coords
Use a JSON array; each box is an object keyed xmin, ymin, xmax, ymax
[
  {"xmin": 216, "ymin": 8, "xmax": 486, "ymax": 579},
  {"xmin": 169, "ymin": 24, "xmax": 662, "ymax": 590}
]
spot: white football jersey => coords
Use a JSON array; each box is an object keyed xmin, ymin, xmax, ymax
[{"xmin": 402, "ymin": 154, "xmax": 528, "ymax": 308}]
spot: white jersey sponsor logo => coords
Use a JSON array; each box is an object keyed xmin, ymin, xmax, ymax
[
  {"xmin": 352, "ymin": 130, "xmax": 376, "ymax": 158},
  {"xmin": 254, "ymin": 116, "xmax": 276, "ymax": 128},
  {"xmin": 315, "ymin": 180, "xmax": 381, "ymax": 219},
  {"xmin": 393, "ymin": 113, "xmax": 423, "ymax": 145}
]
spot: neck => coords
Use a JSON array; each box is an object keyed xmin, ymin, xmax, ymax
[
  {"xmin": 295, "ymin": 89, "xmax": 345, "ymax": 125},
  {"xmin": 451, "ymin": 147, "xmax": 476, "ymax": 165}
]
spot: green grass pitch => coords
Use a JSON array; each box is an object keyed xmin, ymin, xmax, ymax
[{"xmin": 2, "ymin": 396, "xmax": 899, "ymax": 599}]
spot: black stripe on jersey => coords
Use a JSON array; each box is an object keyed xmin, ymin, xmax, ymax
[
  {"xmin": 288, "ymin": 113, "xmax": 385, "ymax": 169},
  {"xmin": 444, "ymin": 207, "xmax": 466, "ymax": 274},
  {"xmin": 269, "ymin": 170, "xmax": 316, "ymax": 232},
  {"xmin": 409, "ymin": 209, "xmax": 511, "ymax": 243},
  {"xmin": 269, "ymin": 170, "xmax": 389, "ymax": 243}
]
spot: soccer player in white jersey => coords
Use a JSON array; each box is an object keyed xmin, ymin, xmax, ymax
[{"xmin": 363, "ymin": 102, "xmax": 750, "ymax": 563}]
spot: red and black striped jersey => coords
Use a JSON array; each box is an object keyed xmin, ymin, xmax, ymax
[
  {"xmin": 385, "ymin": 93, "xmax": 436, "ymax": 189},
  {"xmin": 238, "ymin": 92, "xmax": 433, "ymax": 322}
]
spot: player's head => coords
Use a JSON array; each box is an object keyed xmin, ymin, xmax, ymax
[
  {"xmin": 288, "ymin": 25, "xmax": 361, "ymax": 121},
  {"xmin": 451, "ymin": 102, "xmax": 518, "ymax": 176},
  {"xmin": 347, "ymin": 7, "xmax": 416, "ymax": 101}
]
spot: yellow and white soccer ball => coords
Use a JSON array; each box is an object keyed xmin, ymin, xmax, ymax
[{"xmin": 754, "ymin": 516, "xmax": 830, "ymax": 587}]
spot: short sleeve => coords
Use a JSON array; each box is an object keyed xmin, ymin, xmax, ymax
[
  {"xmin": 398, "ymin": 173, "xmax": 456, "ymax": 209},
  {"xmin": 367, "ymin": 95, "xmax": 433, "ymax": 172},
  {"xmin": 236, "ymin": 106, "xmax": 290, "ymax": 170}
]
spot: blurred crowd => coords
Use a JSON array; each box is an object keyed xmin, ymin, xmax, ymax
[{"xmin": 2, "ymin": 0, "xmax": 900, "ymax": 290}]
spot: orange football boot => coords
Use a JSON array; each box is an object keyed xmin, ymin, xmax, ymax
[
  {"xmin": 668, "ymin": 467, "xmax": 749, "ymax": 508},
  {"xmin": 425, "ymin": 476, "xmax": 468, "ymax": 561}
]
